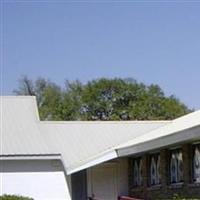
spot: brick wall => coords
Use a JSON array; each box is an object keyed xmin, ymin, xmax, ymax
[{"xmin": 129, "ymin": 143, "xmax": 200, "ymax": 200}]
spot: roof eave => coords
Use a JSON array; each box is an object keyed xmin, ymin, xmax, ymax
[
  {"xmin": 117, "ymin": 125, "xmax": 200, "ymax": 157},
  {"xmin": 0, "ymin": 154, "xmax": 62, "ymax": 160}
]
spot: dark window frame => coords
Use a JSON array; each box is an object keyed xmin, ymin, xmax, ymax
[
  {"xmin": 192, "ymin": 143, "xmax": 200, "ymax": 183},
  {"xmin": 169, "ymin": 148, "xmax": 184, "ymax": 184},
  {"xmin": 149, "ymin": 153, "xmax": 161, "ymax": 186},
  {"xmin": 133, "ymin": 157, "xmax": 143, "ymax": 187}
]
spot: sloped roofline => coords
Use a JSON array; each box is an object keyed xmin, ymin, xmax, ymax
[
  {"xmin": 1, "ymin": 96, "xmax": 200, "ymax": 175},
  {"xmin": 1, "ymin": 96, "xmax": 41, "ymax": 121},
  {"xmin": 117, "ymin": 110, "xmax": 200, "ymax": 156}
]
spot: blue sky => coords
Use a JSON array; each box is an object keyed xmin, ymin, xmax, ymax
[{"xmin": 2, "ymin": 1, "xmax": 200, "ymax": 109}]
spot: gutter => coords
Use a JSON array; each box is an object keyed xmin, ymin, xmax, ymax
[
  {"xmin": 0, "ymin": 154, "xmax": 62, "ymax": 160},
  {"xmin": 117, "ymin": 125, "xmax": 200, "ymax": 157}
]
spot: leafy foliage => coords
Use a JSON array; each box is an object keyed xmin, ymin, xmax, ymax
[
  {"xmin": 14, "ymin": 76, "xmax": 63, "ymax": 120},
  {"xmin": 157, "ymin": 194, "xmax": 200, "ymax": 200},
  {"xmin": 0, "ymin": 194, "xmax": 33, "ymax": 200},
  {"xmin": 14, "ymin": 76, "xmax": 191, "ymax": 121}
]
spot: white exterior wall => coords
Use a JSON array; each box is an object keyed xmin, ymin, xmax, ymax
[
  {"xmin": 0, "ymin": 160, "xmax": 72, "ymax": 200},
  {"xmin": 117, "ymin": 158, "xmax": 128, "ymax": 196},
  {"xmin": 87, "ymin": 158, "xmax": 128, "ymax": 200}
]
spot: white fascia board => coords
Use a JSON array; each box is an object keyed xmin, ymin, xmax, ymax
[
  {"xmin": 67, "ymin": 150, "xmax": 117, "ymax": 175},
  {"xmin": 0, "ymin": 154, "xmax": 62, "ymax": 160},
  {"xmin": 117, "ymin": 125, "xmax": 200, "ymax": 157}
]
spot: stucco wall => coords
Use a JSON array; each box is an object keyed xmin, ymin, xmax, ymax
[
  {"xmin": 117, "ymin": 158, "xmax": 129, "ymax": 196},
  {"xmin": 87, "ymin": 158, "xmax": 128, "ymax": 200},
  {"xmin": 0, "ymin": 159, "xmax": 71, "ymax": 200}
]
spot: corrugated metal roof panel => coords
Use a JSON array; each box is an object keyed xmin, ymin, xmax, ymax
[
  {"xmin": 0, "ymin": 96, "xmax": 171, "ymax": 173},
  {"xmin": 117, "ymin": 110, "xmax": 200, "ymax": 153},
  {"xmin": 0, "ymin": 96, "xmax": 54, "ymax": 155},
  {"xmin": 4, "ymin": 96, "xmax": 194, "ymax": 174},
  {"xmin": 39, "ymin": 120, "xmax": 170, "ymax": 172}
]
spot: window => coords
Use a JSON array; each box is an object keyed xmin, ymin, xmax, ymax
[
  {"xmin": 193, "ymin": 144, "xmax": 200, "ymax": 183},
  {"xmin": 170, "ymin": 149, "xmax": 183, "ymax": 184},
  {"xmin": 133, "ymin": 158, "xmax": 143, "ymax": 186},
  {"xmin": 150, "ymin": 154, "xmax": 161, "ymax": 186}
]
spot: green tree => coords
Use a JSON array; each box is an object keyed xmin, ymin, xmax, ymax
[
  {"xmin": 77, "ymin": 78, "xmax": 190, "ymax": 120},
  {"xmin": 0, "ymin": 194, "xmax": 33, "ymax": 200},
  {"xmin": 14, "ymin": 76, "xmax": 191, "ymax": 120},
  {"xmin": 14, "ymin": 76, "xmax": 64, "ymax": 120}
]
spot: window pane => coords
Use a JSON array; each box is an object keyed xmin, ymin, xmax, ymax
[
  {"xmin": 157, "ymin": 155, "xmax": 161, "ymax": 184},
  {"xmin": 177, "ymin": 151, "xmax": 183, "ymax": 182},
  {"xmin": 133, "ymin": 160, "xmax": 139, "ymax": 186},
  {"xmin": 133, "ymin": 158, "xmax": 142, "ymax": 187},
  {"xmin": 150, "ymin": 154, "xmax": 161, "ymax": 186},
  {"xmin": 193, "ymin": 144, "xmax": 200, "ymax": 183},
  {"xmin": 150, "ymin": 156, "xmax": 157, "ymax": 185},
  {"xmin": 138, "ymin": 159, "xmax": 143, "ymax": 186}
]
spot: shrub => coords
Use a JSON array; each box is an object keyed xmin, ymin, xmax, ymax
[
  {"xmin": 172, "ymin": 194, "xmax": 198, "ymax": 199},
  {"xmin": 157, "ymin": 194, "xmax": 200, "ymax": 200},
  {"xmin": 0, "ymin": 195, "xmax": 33, "ymax": 200}
]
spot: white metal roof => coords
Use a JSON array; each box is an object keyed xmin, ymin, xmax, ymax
[
  {"xmin": 0, "ymin": 96, "xmax": 54, "ymax": 156},
  {"xmin": 1, "ymin": 96, "xmax": 200, "ymax": 175},
  {"xmin": 0, "ymin": 96, "xmax": 170, "ymax": 174},
  {"xmin": 39, "ymin": 120, "xmax": 168, "ymax": 173},
  {"xmin": 117, "ymin": 110, "xmax": 200, "ymax": 156}
]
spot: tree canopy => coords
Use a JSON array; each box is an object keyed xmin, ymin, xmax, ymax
[{"xmin": 14, "ymin": 76, "xmax": 191, "ymax": 121}]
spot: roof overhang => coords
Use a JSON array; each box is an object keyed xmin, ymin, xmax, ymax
[
  {"xmin": 0, "ymin": 154, "xmax": 62, "ymax": 160},
  {"xmin": 117, "ymin": 125, "xmax": 200, "ymax": 157},
  {"xmin": 67, "ymin": 150, "xmax": 117, "ymax": 175}
]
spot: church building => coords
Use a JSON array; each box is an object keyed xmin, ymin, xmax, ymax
[{"xmin": 0, "ymin": 96, "xmax": 200, "ymax": 200}]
